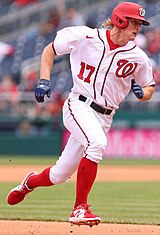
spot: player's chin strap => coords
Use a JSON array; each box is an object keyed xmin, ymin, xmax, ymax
[{"xmin": 79, "ymin": 95, "xmax": 112, "ymax": 115}]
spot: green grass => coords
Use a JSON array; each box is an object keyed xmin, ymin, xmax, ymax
[
  {"xmin": 0, "ymin": 156, "xmax": 57, "ymax": 165},
  {"xmin": 1, "ymin": 156, "xmax": 160, "ymax": 166},
  {"xmin": 1, "ymin": 181, "xmax": 160, "ymax": 225},
  {"xmin": 1, "ymin": 155, "xmax": 160, "ymax": 225}
]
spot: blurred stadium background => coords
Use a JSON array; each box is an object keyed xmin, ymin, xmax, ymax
[{"xmin": 0, "ymin": 0, "xmax": 159, "ymax": 158}]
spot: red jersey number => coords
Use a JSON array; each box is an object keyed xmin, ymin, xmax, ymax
[{"xmin": 78, "ymin": 62, "xmax": 95, "ymax": 83}]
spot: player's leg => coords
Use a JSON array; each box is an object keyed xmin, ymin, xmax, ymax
[
  {"xmin": 69, "ymin": 157, "xmax": 101, "ymax": 226},
  {"xmin": 74, "ymin": 157, "xmax": 98, "ymax": 208},
  {"xmin": 64, "ymin": 98, "xmax": 108, "ymax": 225},
  {"xmin": 49, "ymin": 134, "xmax": 84, "ymax": 184},
  {"xmin": 7, "ymin": 135, "xmax": 84, "ymax": 205}
]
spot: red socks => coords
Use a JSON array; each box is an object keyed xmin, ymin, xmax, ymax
[
  {"xmin": 74, "ymin": 158, "xmax": 98, "ymax": 208},
  {"xmin": 26, "ymin": 158, "xmax": 98, "ymax": 209},
  {"xmin": 27, "ymin": 167, "xmax": 53, "ymax": 189}
]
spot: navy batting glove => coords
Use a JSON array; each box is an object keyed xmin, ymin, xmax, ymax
[
  {"xmin": 35, "ymin": 79, "xmax": 51, "ymax": 103},
  {"xmin": 131, "ymin": 79, "xmax": 144, "ymax": 99}
]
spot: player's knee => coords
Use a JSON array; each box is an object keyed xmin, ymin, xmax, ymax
[
  {"xmin": 86, "ymin": 137, "xmax": 107, "ymax": 162},
  {"xmin": 49, "ymin": 166, "xmax": 69, "ymax": 184},
  {"xmin": 92, "ymin": 137, "xmax": 107, "ymax": 153}
]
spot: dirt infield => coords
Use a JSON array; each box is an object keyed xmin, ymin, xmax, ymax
[
  {"xmin": 1, "ymin": 220, "xmax": 160, "ymax": 235},
  {"xmin": 1, "ymin": 164, "xmax": 160, "ymax": 235},
  {"xmin": 1, "ymin": 165, "xmax": 160, "ymax": 182}
]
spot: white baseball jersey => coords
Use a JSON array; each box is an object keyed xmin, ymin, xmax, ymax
[
  {"xmin": 53, "ymin": 26, "xmax": 155, "ymax": 109},
  {"xmin": 50, "ymin": 26, "xmax": 155, "ymax": 182}
]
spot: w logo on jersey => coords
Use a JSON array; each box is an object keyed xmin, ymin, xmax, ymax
[{"xmin": 115, "ymin": 59, "xmax": 138, "ymax": 78}]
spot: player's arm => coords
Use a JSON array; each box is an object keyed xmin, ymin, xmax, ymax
[
  {"xmin": 131, "ymin": 79, "xmax": 155, "ymax": 101},
  {"xmin": 141, "ymin": 85, "xmax": 155, "ymax": 101},
  {"xmin": 35, "ymin": 43, "xmax": 56, "ymax": 103},
  {"xmin": 40, "ymin": 43, "xmax": 55, "ymax": 81}
]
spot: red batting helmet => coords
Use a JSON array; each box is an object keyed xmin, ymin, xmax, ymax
[{"xmin": 111, "ymin": 2, "xmax": 150, "ymax": 29}]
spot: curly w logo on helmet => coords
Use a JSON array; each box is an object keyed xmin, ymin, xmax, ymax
[{"xmin": 139, "ymin": 8, "xmax": 145, "ymax": 17}]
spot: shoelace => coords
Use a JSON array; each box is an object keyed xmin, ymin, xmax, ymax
[
  {"xmin": 17, "ymin": 184, "xmax": 29, "ymax": 193},
  {"xmin": 17, "ymin": 185, "xmax": 25, "ymax": 192},
  {"xmin": 80, "ymin": 204, "xmax": 92, "ymax": 213}
]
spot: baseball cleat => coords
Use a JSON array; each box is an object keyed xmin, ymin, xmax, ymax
[
  {"xmin": 6, "ymin": 171, "xmax": 38, "ymax": 205},
  {"xmin": 70, "ymin": 220, "xmax": 100, "ymax": 227},
  {"xmin": 69, "ymin": 203, "xmax": 101, "ymax": 226}
]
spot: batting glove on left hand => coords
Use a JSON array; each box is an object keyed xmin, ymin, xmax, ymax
[
  {"xmin": 131, "ymin": 79, "xmax": 144, "ymax": 99},
  {"xmin": 35, "ymin": 79, "xmax": 51, "ymax": 103}
]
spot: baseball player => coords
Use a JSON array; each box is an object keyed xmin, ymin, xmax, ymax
[{"xmin": 7, "ymin": 2, "xmax": 155, "ymax": 227}]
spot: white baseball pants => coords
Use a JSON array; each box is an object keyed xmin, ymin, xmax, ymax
[{"xmin": 49, "ymin": 96, "xmax": 115, "ymax": 184}]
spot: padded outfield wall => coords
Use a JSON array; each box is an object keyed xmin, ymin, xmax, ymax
[{"xmin": 62, "ymin": 128, "xmax": 160, "ymax": 159}]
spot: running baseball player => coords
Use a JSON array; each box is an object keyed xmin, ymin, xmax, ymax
[{"xmin": 7, "ymin": 2, "xmax": 155, "ymax": 227}]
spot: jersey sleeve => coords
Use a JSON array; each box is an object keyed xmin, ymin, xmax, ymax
[
  {"xmin": 135, "ymin": 56, "xmax": 156, "ymax": 87},
  {"xmin": 53, "ymin": 26, "xmax": 95, "ymax": 55}
]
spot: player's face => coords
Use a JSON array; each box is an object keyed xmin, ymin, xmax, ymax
[{"xmin": 124, "ymin": 18, "xmax": 142, "ymax": 41}]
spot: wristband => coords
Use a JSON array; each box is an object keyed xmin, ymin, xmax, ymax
[{"xmin": 39, "ymin": 79, "xmax": 50, "ymax": 86}]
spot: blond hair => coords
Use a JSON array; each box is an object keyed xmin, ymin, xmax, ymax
[{"xmin": 101, "ymin": 18, "xmax": 114, "ymax": 29}]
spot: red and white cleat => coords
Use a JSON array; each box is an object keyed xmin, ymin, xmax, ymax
[
  {"xmin": 69, "ymin": 203, "xmax": 101, "ymax": 227},
  {"xmin": 6, "ymin": 171, "xmax": 38, "ymax": 205}
]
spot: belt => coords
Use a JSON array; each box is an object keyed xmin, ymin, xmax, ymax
[{"xmin": 79, "ymin": 95, "xmax": 112, "ymax": 115}]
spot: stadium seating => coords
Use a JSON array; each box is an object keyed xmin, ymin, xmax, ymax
[{"xmin": 0, "ymin": 0, "xmax": 159, "ymax": 95}]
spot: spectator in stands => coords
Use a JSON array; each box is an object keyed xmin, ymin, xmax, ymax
[
  {"xmin": 0, "ymin": 74, "xmax": 19, "ymax": 115},
  {"xmin": 20, "ymin": 71, "xmax": 38, "ymax": 92},
  {"xmin": 47, "ymin": 92, "xmax": 65, "ymax": 117},
  {"xmin": 9, "ymin": 0, "xmax": 38, "ymax": 11},
  {"xmin": 16, "ymin": 119, "xmax": 36, "ymax": 137},
  {"xmin": 13, "ymin": 0, "xmax": 38, "ymax": 6},
  {"xmin": 145, "ymin": 28, "xmax": 160, "ymax": 55},
  {"xmin": 31, "ymin": 103, "xmax": 51, "ymax": 134},
  {"xmin": 60, "ymin": 7, "xmax": 86, "ymax": 27},
  {"xmin": 0, "ymin": 42, "xmax": 15, "ymax": 63},
  {"xmin": 150, "ymin": 58, "xmax": 160, "ymax": 91},
  {"xmin": 16, "ymin": 102, "xmax": 28, "ymax": 118},
  {"xmin": 0, "ymin": 74, "xmax": 19, "ymax": 94},
  {"xmin": 39, "ymin": 8, "xmax": 61, "ymax": 37}
]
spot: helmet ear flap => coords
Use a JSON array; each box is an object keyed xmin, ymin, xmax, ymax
[{"xmin": 112, "ymin": 14, "xmax": 128, "ymax": 29}]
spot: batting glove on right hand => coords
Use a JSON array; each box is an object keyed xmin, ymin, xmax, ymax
[
  {"xmin": 131, "ymin": 79, "xmax": 144, "ymax": 99},
  {"xmin": 35, "ymin": 79, "xmax": 51, "ymax": 103}
]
